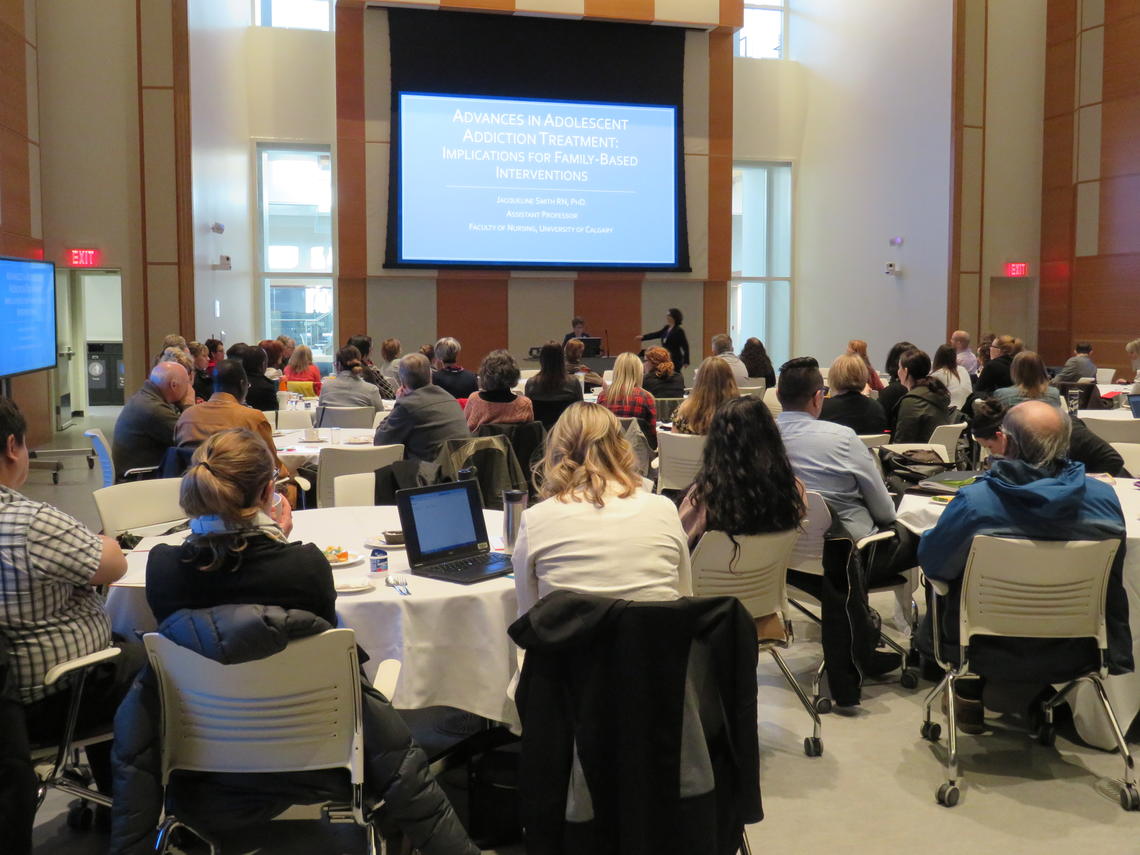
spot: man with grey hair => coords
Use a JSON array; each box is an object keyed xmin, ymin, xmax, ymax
[
  {"xmin": 432, "ymin": 336, "xmax": 479, "ymax": 399},
  {"xmin": 111, "ymin": 361, "xmax": 194, "ymax": 480},
  {"xmin": 917, "ymin": 400, "xmax": 1131, "ymax": 731},
  {"xmin": 710, "ymin": 334, "xmax": 749, "ymax": 385},
  {"xmin": 951, "ymin": 329, "xmax": 978, "ymax": 375},
  {"xmin": 375, "ymin": 353, "xmax": 470, "ymax": 462}
]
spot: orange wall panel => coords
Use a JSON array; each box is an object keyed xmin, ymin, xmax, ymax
[
  {"xmin": 1103, "ymin": 13, "xmax": 1140, "ymax": 102},
  {"xmin": 1098, "ymin": 174, "xmax": 1140, "ymax": 255},
  {"xmin": 337, "ymin": 276, "xmax": 368, "ymax": 341},
  {"xmin": 1041, "ymin": 114, "xmax": 1073, "ymax": 191},
  {"xmin": 1046, "ymin": 0, "xmax": 1077, "ymax": 43},
  {"xmin": 1040, "ymin": 186, "xmax": 1074, "ymax": 262},
  {"xmin": 1105, "ymin": 0, "xmax": 1140, "ymax": 24},
  {"xmin": 583, "ymin": 0, "xmax": 654, "ymax": 22},
  {"xmin": 1043, "ymin": 38, "xmax": 1075, "ymax": 120},
  {"xmin": 702, "ymin": 280, "xmax": 727, "ymax": 360},
  {"xmin": 441, "ymin": 0, "xmax": 515, "ymax": 9},
  {"xmin": 1100, "ymin": 92, "xmax": 1140, "ymax": 179},
  {"xmin": 437, "ymin": 277, "xmax": 510, "ymax": 365},
  {"xmin": 574, "ymin": 279, "xmax": 641, "ymax": 356}
]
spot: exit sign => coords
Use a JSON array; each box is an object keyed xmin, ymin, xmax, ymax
[
  {"xmin": 66, "ymin": 248, "xmax": 101, "ymax": 267},
  {"xmin": 1004, "ymin": 262, "xmax": 1029, "ymax": 277}
]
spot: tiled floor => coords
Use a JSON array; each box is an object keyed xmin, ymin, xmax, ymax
[{"xmin": 26, "ymin": 409, "xmax": 1140, "ymax": 853}]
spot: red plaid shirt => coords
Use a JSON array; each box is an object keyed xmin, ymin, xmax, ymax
[{"xmin": 597, "ymin": 388, "xmax": 657, "ymax": 433}]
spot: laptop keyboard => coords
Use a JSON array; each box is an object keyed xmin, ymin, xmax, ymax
[{"xmin": 431, "ymin": 555, "xmax": 500, "ymax": 574}]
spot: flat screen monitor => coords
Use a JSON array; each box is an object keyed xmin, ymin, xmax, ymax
[
  {"xmin": 0, "ymin": 257, "xmax": 56, "ymax": 378},
  {"xmin": 580, "ymin": 337, "xmax": 602, "ymax": 358},
  {"xmin": 391, "ymin": 92, "xmax": 682, "ymax": 270}
]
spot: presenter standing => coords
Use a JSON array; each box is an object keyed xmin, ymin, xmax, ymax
[
  {"xmin": 638, "ymin": 308, "xmax": 689, "ymax": 370},
  {"xmin": 563, "ymin": 317, "xmax": 589, "ymax": 345}
]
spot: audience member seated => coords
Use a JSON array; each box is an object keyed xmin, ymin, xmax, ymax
[
  {"xmin": 951, "ymin": 329, "xmax": 978, "ymax": 375},
  {"xmin": 275, "ymin": 335, "xmax": 295, "ymax": 366},
  {"xmin": 512, "ymin": 402, "xmax": 691, "ymax": 616},
  {"xmin": 175, "ymin": 359, "xmax": 287, "ymax": 480},
  {"xmin": 205, "ymin": 338, "xmax": 225, "ymax": 369},
  {"xmin": 640, "ymin": 346, "xmax": 685, "ymax": 399},
  {"xmin": 671, "ymin": 357, "xmax": 736, "ymax": 435},
  {"xmin": 877, "ymin": 340, "xmax": 915, "ymax": 425},
  {"xmin": 820, "ymin": 354, "xmax": 887, "ymax": 435},
  {"xmin": 974, "ymin": 334, "xmax": 1021, "ymax": 397},
  {"xmin": 157, "ymin": 346, "xmax": 196, "ymax": 388},
  {"xmin": 187, "ymin": 341, "xmax": 213, "ymax": 401},
  {"xmin": 283, "ymin": 344, "xmax": 322, "ymax": 394},
  {"xmin": 347, "ymin": 334, "xmax": 397, "ymax": 399},
  {"xmin": 1052, "ymin": 341, "xmax": 1097, "ymax": 383},
  {"xmin": 1126, "ymin": 338, "xmax": 1140, "ymax": 388},
  {"xmin": 465, "ymin": 349, "xmax": 534, "ymax": 430},
  {"xmin": 709, "ymin": 334, "xmax": 749, "ymax": 385},
  {"xmin": 931, "ymin": 343, "xmax": 973, "ymax": 410},
  {"xmin": 776, "ymin": 358, "xmax": 917, "ymax": 585},
  {"xmin": 638, "ymin": 307, "xmax": 689, "ymax": 370},
  {"xmin": 994, "ymin": 350, "xmax": 1061, "ymax": 410},
  {"xmin": 318, "ymin": 346, "xmax": 384, "ymax": 413},
  {"xmin": 563, "ymin": 338, "xmax": 603, "ymax": 390},
  {"xmin": 161, "ymin": 333, "xmax": 187, "ymax": 353},
  {"xmin": 847, "ymin": 339, "xmax": 884, "ymax": 392},
  {"xmin": 972, "ymin": 397, "xmax": 1126, "ymax": 476},
  {"xmin": 125, "ymin": 428, "xmax": 477, "ymax": 855},
  {"xmin": 679, "ymin": 396, "xmax": 805, "ymax": 639},
  {"xmin": 525, "ymin": 341, "xmax": 584, "ymax": 405},
  {"xmin": 917, "ymin": 401, "xmax": 1132, "ymax": 731},
  {"xmin": 740, "ymin": 336, "xmax": 777, "ymax": 389},
  {"xmin": 113, "ymin": 361, "xmax": 194, "ymax": 481},
  {"xmin": 892, "ymin": 348, "xmax": 953, "ymax": 443},
  {"xmin": 258, "ymin": 339, "xmax": 285, "ymax": 382},
  {"xmin": 374, "ymin": 353, "xmax": 470, "ymax": 463},
  {"xmin": 236, "ymin": 343, "xmax": 279, "ymax": 412},
  {"xmin": 597, "ymin": 352, "xmax": 658, "ymax": 434},
  {"xmin": 0, "ymin": 398, "xmax": 145, "ymax": 803},
  {"xmin": 377, "ymin": 337, "xmax": 401, "ymax": 381},
  {"xmin": 431, "ymin": 337, "xmax": 479, "ymax": 399}
]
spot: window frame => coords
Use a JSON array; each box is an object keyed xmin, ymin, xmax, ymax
[
  {"xmin": 736, "ymin": 2, "xmax": 788, "ymax": 61},
  {"xmin": 254, "ymin": 0, "xmax": 334, "ymax": 32},
  {"xmin": 254, "ymin": 141, "xmax": 337, "ymax": 357}
]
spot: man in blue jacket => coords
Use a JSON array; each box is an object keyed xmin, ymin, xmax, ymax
[{"xmin": 918, "ymin": 400, "xmax": 1132, "ymax": 730}]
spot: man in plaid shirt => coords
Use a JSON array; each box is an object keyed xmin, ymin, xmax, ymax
[{"xmin": 0, "ymin": 398, "xmax": 144, "ymax": 800}]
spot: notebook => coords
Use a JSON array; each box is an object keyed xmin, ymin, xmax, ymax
[{"xmin": 395, "ymin": 480, "xmax": 513, "ymax": 584}]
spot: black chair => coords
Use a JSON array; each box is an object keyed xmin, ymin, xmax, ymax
[{"xmin": 530, "ymin": 399, "xmax": 575, "ymax": 431}]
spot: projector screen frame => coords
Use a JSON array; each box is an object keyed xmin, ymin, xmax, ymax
[
  {"xmin": 387, "ymin": 90, "xmax": 689, "ymax": 273},
  {"xmin": 0, "ymin": 255, "xmax": 58, "ymax": 380}
]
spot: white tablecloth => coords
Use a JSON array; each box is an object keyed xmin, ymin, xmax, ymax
[
  {"xmin": 897, "ymin": 480, "xmax": 1140, "ymax": 750},
  {"xmin": 106, "ymin": 506, "xmax": 520, "ymax": 725},
  {"xmin": 273, "ymin": 428, "xmax": 378, "ymax": 470}
]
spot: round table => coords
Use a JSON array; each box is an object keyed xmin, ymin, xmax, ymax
[
  {"xmin": 273, "ymin": 428, "xmax": 378, "ymax": 470},
  {"xmin": 897, "ymin": 481, "xmax": 1140, "ymax": 751},
  {"xmin": 106, "ymin": 506, "xmax": 520, "ymax": 726}
]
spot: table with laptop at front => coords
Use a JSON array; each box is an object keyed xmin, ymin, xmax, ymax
[{"xmin": 107, "ymin": 479, "xmax": 524, "ymax": 727}]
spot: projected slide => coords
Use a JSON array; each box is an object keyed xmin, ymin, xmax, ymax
[
  {"xmin": 0, "ymin": 258, "xmax": 56, "ymax": 377},
  {"xmin": 397, "ymin": 93, "xmax": 678, "ymax": 268}
]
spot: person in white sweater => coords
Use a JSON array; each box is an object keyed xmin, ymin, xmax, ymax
[{"xmin": 512, "ymin": 402, "xmax": 691, "ymax": 616}]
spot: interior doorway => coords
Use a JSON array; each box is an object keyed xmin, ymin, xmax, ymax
[{"xmin": 52, "ymin": 269, "xmax": 125, "ymax": 430}]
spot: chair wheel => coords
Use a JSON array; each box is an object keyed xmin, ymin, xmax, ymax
[
  {"xmin": 52, "ymin": 472, "xmax": 59, "ymax": 484},
  {"xmin": 813, "ymin": 696, "xmax": 832, "ymax": 715},
  {"xmin": 1035, "ymin": 723, "xmax": 1056, "ymax": 747},
  {"xmin": 906, "ymin": 647, "xmax": 922, "ymax": 667},
  {"xmin": 936, "ymin": 782, "xmax": 960, "ymax": 807},
  {"xmin": 66, "ymin": 800, "xmax": 94, "ymax": 830},
  {"xmin": 1121, "ymin": 784, "xmax": 1140, "ymax": 811},
  {"xmin": 920, "ymin": 721, "xmax": 941, "ymax": 742},
  {"xmin": 899, "ymin": 668, "xmax": 919, "ymax": 689},
  {"xmin": 803, "ymin": 736, "xmax": 823, "ymax": 757},
  {"xmin": 88, "ymin": 456, "xmax": 95, "ymax": 469}
]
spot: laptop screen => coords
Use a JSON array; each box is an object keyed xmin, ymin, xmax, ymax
[{"xmin": 408, "ymin": 485, "xmax": 478, "ymax": 555}]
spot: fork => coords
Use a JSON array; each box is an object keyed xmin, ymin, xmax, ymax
[{"xmin": 385, "ymin": 575, "xmax": 411, "ymax": 596}]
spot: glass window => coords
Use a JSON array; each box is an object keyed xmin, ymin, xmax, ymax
[
  {"xmin": 735, "ymin": 3, "xmax": 785, "ymax": 60},
  {"xmin": 730, "ymin": 162, "xmax": 792, "ymax": 367},
  {"xmin": 257, "ymin": 145, "xmax": 335, "ymax": 356},
  {"xmin": 256, "ymin": 0, "xmax": 332, "ymax": 31}
]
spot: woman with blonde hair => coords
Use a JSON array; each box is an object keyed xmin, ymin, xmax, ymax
[
  {"xmin": 819, "ymin": 353, "xmax": 887, "ymax": 434},
  {"xmin": 283, "ymin": 343, "xmax": 322, "ymax": 394},
  {"xmin": 597, "ymin": 351, "xmax": 657, "ymax": 432},
  {"xmin": 511, "ymin": 402, "xmax": 691, "ymax": 616},
  {"xmin": 994, "ymin": 350, "xmax": 1062, "ymax": 409},
  {"xmin": 846, "ymin": 339, "xmax": 884, "ymax": 391},
  {"xmin": 672, "ymin": 357, "xmax": 737, "ymax": 435}
]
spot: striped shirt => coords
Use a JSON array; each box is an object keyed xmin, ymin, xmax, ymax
[{"xmin": 0, "ymin": 485, "xmax": 108, "ymax": 704}]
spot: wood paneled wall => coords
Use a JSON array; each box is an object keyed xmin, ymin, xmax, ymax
[{"xmin": 1039, "ymin": 0, "xmax": 1140, "ymax": 377}]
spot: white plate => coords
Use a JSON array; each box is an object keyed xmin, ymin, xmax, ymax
[
  {"xmin": 363, "ymin": 538, "xmax": 405, "ymax": 550},
  {"xmin": 334, "ymin": 578, "xmax": 374, "ymax": 593},
  {"xmin": 325, "ymin": 551, "xmax": 364, "ymax": 568},
  {"xmin": 343, "ymin": 436, "xmax": 373, "ymax": 445}
]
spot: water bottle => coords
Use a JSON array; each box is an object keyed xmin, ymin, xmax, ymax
[
  {"xmin": 502, "ymin": 489, "xmax": 527, "ymax": 553},
  {"xmin": 1065, "ymin": 388, "xmax": 1081, "ymax": 416},
  {"xmin": 458, "ymin": 465, "xmax": 483, "ymax": 507}
]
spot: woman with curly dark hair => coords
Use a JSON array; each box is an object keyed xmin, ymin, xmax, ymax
[{"xmin": 739, "ymin": 337, "xmax": 776, "ymax": 389}]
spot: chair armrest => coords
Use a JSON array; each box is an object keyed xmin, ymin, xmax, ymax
[
  {"xmin": 43, "ymin": 647, "xmax": 121, "ymax": 687},
  {"xmin": 373, "ymin": 658, "xmax": 402, "ymax": 698},
  {"xmin": 855, "ymin": 529, "xmax": 896, "ymax": 550},
  {"xmin": 122, "ymin": 465, "xmax": 160, "ymax": 481},
  {"xmin": 923, "ymin": 574, "xmax": 950, "ymax": 597}
]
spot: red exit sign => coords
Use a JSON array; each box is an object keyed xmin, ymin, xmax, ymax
[
  {"xmin": 1004, "ymin": 261, "xmax": 1029, "ymax": 277},
  {"xmin": 66, "ymin": 248, "xmax": 101, "ymax": 267}
]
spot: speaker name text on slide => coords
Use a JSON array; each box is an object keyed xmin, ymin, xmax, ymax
[{"xmin": 397, "ymin": 93, "xmax": 678, "ymax": 267}]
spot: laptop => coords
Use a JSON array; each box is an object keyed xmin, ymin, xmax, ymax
[
  {"xmin": 395, "ymin": 480, "xmax": 513, "ymax": 584},
  {"xmin": 580, "ymin": 336, "xmax": 602, "ymax": 357}
]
